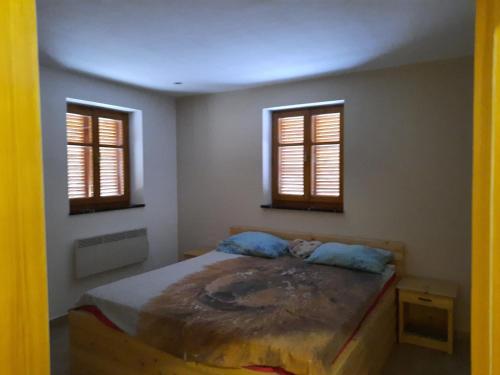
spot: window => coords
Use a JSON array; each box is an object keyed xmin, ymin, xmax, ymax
[
  {"xmin": 272, "ymin": 104, "xmax": 343, "ymax": 211},
  {"xmin": 66, "ymin": 104, "xmax": 130, "ymax": 213}
]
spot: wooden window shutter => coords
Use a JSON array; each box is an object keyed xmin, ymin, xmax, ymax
[
  {"xmin": 277, "ymin": 115, "xmax": 305, "ymax": 195},
  {"xmin": 66, "ymin": 104, "xmax": 130, "ymax": 213},
  {"xmin": 272, "ymin": 105, "xmax": 343, "ymax": 211},
  {"xmin": 311, "ymin": 111, "xmax": 342, "ymax": 197},
  {"xmin": 98, "ymin": 117, "xmax": 125, "ymax": 197},
  {"xmin": 66, "ymin": 112, "xmax": 94, "ymax": 199}
]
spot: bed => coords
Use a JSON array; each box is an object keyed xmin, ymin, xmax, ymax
[{"xmin": 69, "ymin": 226, "xmax": 405, "ymax": 375}]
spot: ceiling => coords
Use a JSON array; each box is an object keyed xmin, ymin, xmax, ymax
[{"xmin": 36, "ymin": 0, "xmax": 475, "ymax": 95}]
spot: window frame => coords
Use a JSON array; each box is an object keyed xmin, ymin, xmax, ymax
[
  {"xmin": 66, "ymin": 103, "xmax": 131, "ymax": 214},
  {"xmin": 271, "ymin": 104, "xmax": 344, "ymax": 212}
]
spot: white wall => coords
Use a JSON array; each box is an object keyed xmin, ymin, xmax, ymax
[
  {"xmin": 39, "ymin": 65, "xmax": 178, "ymax": 319},
  {"xmin": 176, "ymin": 57, "xmax": 473, "ymax": 331}
]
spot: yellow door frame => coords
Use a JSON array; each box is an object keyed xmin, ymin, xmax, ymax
[
  {"xmin": 472, "ymin": 0, "xmax": 500, "ymax": 374},
  {"xmin": 0, "ymin": 0, "xmax": 498, "ymax": 374},
  {"xmin": 0, "ymin": 0, "xmax": 50, "ymax": 374}
]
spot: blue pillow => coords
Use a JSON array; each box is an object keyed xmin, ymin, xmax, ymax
[
  {"xmin": 216, "ymin": 232, "xmax": 289, "ymax": 258},
  {"xmin": 372, "ymin": 247, "xmax": 394, "ymax": 265},
  {"xmin": 306, "ymin": 242, "xmax": 393, "ymax": 274}
]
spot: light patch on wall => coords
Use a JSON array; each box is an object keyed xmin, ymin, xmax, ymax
[
  {"xmin": 66, "ymin": 97, "xmax": 145, "ymax": 205},
  {"xmin": 261, "ymin": 100, "xmax": 345, "ymax": 204}
]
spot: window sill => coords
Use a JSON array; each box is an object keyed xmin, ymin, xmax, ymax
[
  {"xmin": 260, "ymin": 204, "xmax": 343, "ymax": 213},
  {"xmin": 69, "ymin": 204, "xmax": 145, "ymax": 216}
]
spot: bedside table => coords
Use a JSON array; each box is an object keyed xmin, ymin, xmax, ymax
[
  {"xmin": 182, "ymin": 247, "xmax": 213, "ymax": 260},
  {"xmin": 397, "ymin": 277, "xmax": 458, "ymax": 354}
]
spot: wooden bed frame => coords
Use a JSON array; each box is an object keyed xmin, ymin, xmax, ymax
[{"xmin": 69, "ymin": 226, "xmax": 405, "ymax": 375}]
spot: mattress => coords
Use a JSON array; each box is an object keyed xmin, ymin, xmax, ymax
[{"xmin": 76, "ymin": 250, "xmax": 395, "ymax": 375}]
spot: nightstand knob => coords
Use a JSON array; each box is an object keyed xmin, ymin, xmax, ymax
[{"xmin": 418, "ymin": 296, "xmax": 432, "ymax": 302}]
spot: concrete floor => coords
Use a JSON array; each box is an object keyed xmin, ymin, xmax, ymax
[
  {"xmin": 51, "ymin": 317, "xmax": 470, "ymax": 375},
  {"xmin": 382, "ymin": 335, "xmax": 470, "ymax": 375}
]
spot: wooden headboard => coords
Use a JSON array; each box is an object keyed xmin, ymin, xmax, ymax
[{"xmin": 229, "ymin": 225, "xmax": 406, "ymax": 276}]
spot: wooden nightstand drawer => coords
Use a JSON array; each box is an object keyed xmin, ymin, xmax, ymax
[{"xmin": 399, "ymin": 290, "xmax": 453, "ymax": 309}]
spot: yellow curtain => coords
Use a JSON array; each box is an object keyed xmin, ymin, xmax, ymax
[
  {"xmin": 472, "ymin": 0, "xmax": 500, "ymax": 374},
  {"xmin": 0, "ymin": 0, "xmax": 50, "ymax": 374}
]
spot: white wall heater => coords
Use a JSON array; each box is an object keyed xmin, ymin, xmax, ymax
[{"xmin": 74, "ymin": 228, "xmax": 149, "ymax": 279}]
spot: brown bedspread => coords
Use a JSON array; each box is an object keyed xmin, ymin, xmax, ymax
[{"xmin": 136, "ymin": 256, "xmax": 391, "ymax": 375}]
